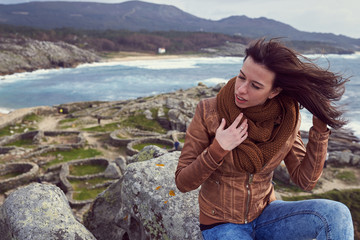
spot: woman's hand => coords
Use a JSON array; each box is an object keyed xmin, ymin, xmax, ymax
[{"xmin": 215, "ymin": 113, "xmax": 248, "ymax": 151}]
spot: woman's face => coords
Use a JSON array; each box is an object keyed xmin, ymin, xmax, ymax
[{"xmin": 234, "ymin": 56, "xmax": 281, "ymax": 109}]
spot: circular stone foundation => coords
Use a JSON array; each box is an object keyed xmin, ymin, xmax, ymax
[
  {"xmin": 0, "ymin": 162, "xmax": 39, "ymax": 192},
  {"xmin": 127, "ymin": 137, "xmax": 174, "ymax": 156}
]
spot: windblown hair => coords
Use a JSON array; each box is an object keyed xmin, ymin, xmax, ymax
[{"xmin": 245, "ymin": 38, "xmax": 349, "ymax": 129}]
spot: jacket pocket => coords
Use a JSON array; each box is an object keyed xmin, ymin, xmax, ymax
[
  {"xmin": 199, "ymin": 177, "xmax": 222, "ymax": 216},
  {"xmin": 200, "ymin": 177, "xmax": 221, "ymax": 205}
]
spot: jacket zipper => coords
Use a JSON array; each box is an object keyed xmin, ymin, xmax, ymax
[{"xmin": 244, "ymin": 173, "xmax": 254, "ymax": 224}]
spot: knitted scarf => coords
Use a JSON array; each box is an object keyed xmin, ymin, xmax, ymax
[{"xmin": 216, "ymin": 77, "xmax": 299, "ymax": 173}]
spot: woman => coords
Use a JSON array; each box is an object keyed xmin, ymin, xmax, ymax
[{"xmin": 175, "ymin": 38, "xmax": 354, "ymax": 240}]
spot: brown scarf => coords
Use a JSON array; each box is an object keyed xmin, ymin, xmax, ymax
[{"xmin": 216, "ymin": 77, "xmax": 299, "ymax": 173}]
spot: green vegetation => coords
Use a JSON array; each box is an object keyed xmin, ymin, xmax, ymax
[
  {"xmin": 150, "ymin": 107, "xmax": 169, "ymax": 119},
  {"xmin": 69, "ymin": 164, "xmax": 107, "ymax": 176},
  {"xmin": 5, "ymin": 139, "xmax": 35, "ymax": 148},
  {"xmin": 82, "ymin": 122, "xmax": 120, "ymax": 132},
  {"xmin": 0, "ymin": 23, "xmax": 248, "ymax": 54},
  {"xmin": 69, "ymin": 177, "xmax": 111, "ymax": 187},
  {"xmin": 23, "ymin": 113, "xmax": 41, "ymax": 122},
  {"xmin": 59, "ymin": 118, "xmax": 78, "ymax": 129},
  {"xmin": 121, "ymin": 113, "xmax": 166, "ymax": 134},
  {"xmin": 273, "ymin": 180, "xmax": 307, "ymax": 193},
  {"xmin": 335, "ymin": 170, "xmax": 357, "ymax": 183},
  {"xmin": 0, "ymin": 113, "xmax": 41, "ymax": 137},
  {"xmin": 282, "ymin": 189, "xmax": 360, "ymax": 236},
  {"xmin": 132, "ymin": 142, "xmax": 172, "ymax": 151},
  {"xmin": 72, "ymin": 186, "xmax": 108, "ymax": 201},
  {"xmin": 0, "ymin": 172, "xmax": 23, "ymax": 180},
  {"xmin": 70, "ymin": 177, "xmax": 111, "ymax": 200},
  {"xmin": 42, "ymin": 148, "xmax": 102, "ymax": 168}
]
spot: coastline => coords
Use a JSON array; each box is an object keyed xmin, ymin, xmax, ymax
[{"xmin": 100, "ymin": 51, "xmax": 206, "ymax": 62}]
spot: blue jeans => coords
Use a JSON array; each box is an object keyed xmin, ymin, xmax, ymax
[{"xmin": 202, "ymin": 199, "xmax": 354, "ymax": 240}]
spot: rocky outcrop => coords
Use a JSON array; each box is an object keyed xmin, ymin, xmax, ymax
[
  {"xmin": 126, "ymin": 145, "xmax": 169, "ymax": 164},
  {"xmin": 83, "ymin": 146, "xmax": 201, "ymax": 240},
  {"xmin": 118, "ymin": 151, "xmax": 202, "ymax": 240},
  {"xmin": 0, "ymin": 183, "xmax": 96, "ymax": 240},
  {"xmin": 0, "ymin": 37, "xmax": 100, "ymax": 75},
  {"xmin": 83, "ymin": 179, "xmax": 126, "ymax": 240},
  {"xmin": 122, "ymin": 152, "xmax": 201, "ymax": 239}
]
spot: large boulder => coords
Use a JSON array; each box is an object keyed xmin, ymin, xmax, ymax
[
  {"xmin": 84, "ymin": 179, "xmax": 126, "ymax": 240},
  {"xmin": 0, "ymin": 183, "xmax": 96, "ymax": 240},
  {"xmin": 118, "ymin": 151, "xmax": 202, "ymax": 239},
  {"xmin": 84, "ymin": 151, "xmax": 202, "ymax": 239}
]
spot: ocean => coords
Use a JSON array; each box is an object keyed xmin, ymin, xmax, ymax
[{"xmin": 1, "ymin": 54, "xmax": 359, "ymax": 137}]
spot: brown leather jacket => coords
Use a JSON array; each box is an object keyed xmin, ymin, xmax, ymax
[{"xmin": 175, "ymin": 97, "xmax": 330, "ymax": 225}]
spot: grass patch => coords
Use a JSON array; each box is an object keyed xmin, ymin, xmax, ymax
[
  {"xmin": 59, "ymin": 118, "xmax": 78, "ymax": 129},
  {"xmin": 23, "ymin": 113, "xmax": 41, "ymax": 122},
  {"xmin": 69, "ymin": 176, "xmax": 111, "ymax": 188},
  {"xmin": 82, "ymin": 122, "xmax": 120, "ymax": 132},
  {"xmin": 282, "ymin": 189, "xmax": 360, "ymax": 238},
  {"xmin": 335, "ymin": 170, "xmax": 357, "ymax": 183},
  {"xmin": 273, "ymin": 180, "xmax": 307, "ymax": 193},
  {"xmin": 5, "ymin": 139, "xmax": 35, "ymax": 148},
  {"xmin": 0, "ymin": 113, "xmax": 41, "ymax": 137},
  {"xmin": 121, "ymin": 113, "xmax": 166, "ymax": 134},
  {"xmin": 69, "ymin": 164, "xmax": 107, "ymax": 176},
  {"xmin": 0, "ymin": 171, "xmax": 23, "ymax": 180},
  {"xmin": 132, "ymin": 142, "xmax": 172, "ymax": 151},
  {"xmin": 0, "ymin": 125, "xmax": 37, "ymax": 138},
  {"xmin": 42, "ymin": 148, "xmax": 102, "ymax": 169},
  {"xmin": 150, "ymin": 107, "xmax": 170, "ymax": 119},
  {"xmin": 72, "ymin": 186, "xmax": 108, "ymax": 201},
  {"xmin": 59, "ymin": 118, "xmax": 78, "ymax": 124}
]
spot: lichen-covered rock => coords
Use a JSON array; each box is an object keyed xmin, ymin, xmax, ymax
[
  {"xmin": 127, "ymin": 145, "xmax": 168, "ymax": 164},
  {"xmin": 84, "ymin": 179, "xmax": 126, "ymax": 240},
  {"xmin": 104, "ymin": 162, "xmax": 122, "ymax": 179},
  {"xmin": 118, "ymin": 151, "xmax": 202, "ymax": 240},
  {"xmin": 0, "ymin": 183, "xmax": 96, "ymax": 240}
]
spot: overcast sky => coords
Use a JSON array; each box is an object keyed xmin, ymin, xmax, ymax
[{"xmin": 1, "ymin": 0, "xmax": 359, "ymax": 39}]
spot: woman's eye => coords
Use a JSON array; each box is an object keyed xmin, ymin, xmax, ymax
[
  {"xmin": 252, "ymin": 84, "xmax": 260, "ymax": 90},
  {"xmin": 238, "ymin": 75, "xmax": 246, "ymax": 80}
]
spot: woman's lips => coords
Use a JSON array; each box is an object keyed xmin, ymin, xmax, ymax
[{"xmin": 235, "ymin": 95, "xmax": 247, "ymax": 104}]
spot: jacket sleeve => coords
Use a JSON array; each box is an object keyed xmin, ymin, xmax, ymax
[
  {"xmin": 284, "ymin": 118, "xmax": 330, "ymax": 191},
  {"xmin": 175, "ymin": 99, "xmax": 229, "ymax": 193}
]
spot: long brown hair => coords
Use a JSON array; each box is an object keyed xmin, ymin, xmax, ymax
[{"xmin": 245, "ymin": 38, "xmax": 349, "ymax": 129}]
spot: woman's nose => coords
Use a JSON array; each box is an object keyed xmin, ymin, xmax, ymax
[{"xmin": 236, "ymin": 82, "xmax": 248, "ymax": 94}]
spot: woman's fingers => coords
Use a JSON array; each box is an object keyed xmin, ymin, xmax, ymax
[
  {"xmin": 218, "ymin": 118, "xmax": 226, "ymax": 130},
  {"xmin": 215, "ymin": 114, "xmax": 248, "ymax": 151},
  {"xmin": 229, "ymin": 113, "xmax": 243, "ymax": 129}
]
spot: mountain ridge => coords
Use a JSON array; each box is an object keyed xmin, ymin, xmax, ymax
[{"xmin": 0, "ymin": 1, "xmax": 359, "ymax": 51}]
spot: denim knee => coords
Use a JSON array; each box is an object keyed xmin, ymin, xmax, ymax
[{"xmin": 314, "ymin": 199, "xmax": 353, "ymax": 240}]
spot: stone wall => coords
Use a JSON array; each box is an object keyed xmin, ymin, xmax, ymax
[{"xmin": 0, "ymin": 162, "xmax": 39, "ymax": 192}]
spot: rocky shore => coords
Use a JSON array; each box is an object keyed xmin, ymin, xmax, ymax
[
  {"xmin": 0, "ymin": 82, "xmax": 359, "ymax": 239},
  {"xmin": 0, "ymin": 37, "xmax": 100, "ymax": 76}
]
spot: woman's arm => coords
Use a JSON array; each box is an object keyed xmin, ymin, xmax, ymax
[
  {"xmin": 284, "ymin": 116, "xmax": 330, "ymax": 191},
  {"xmin": 175, "ymin": 100, "xmax": 229, "ymax": 193}
]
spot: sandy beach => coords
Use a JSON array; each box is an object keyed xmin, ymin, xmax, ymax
[{"xmin": 101, "ymin": 51, "xmax": 202, "ymax": 62}]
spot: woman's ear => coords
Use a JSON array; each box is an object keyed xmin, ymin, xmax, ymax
[{"xmin": 269, "ymin": 87, "xmax": 282, "ymax": 99}]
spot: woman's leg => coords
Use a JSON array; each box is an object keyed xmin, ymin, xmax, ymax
[
  {"xmin": 202, "ymin": 223, "xmax": 254, "ymax": 240},
  {"xmin": 254, "ymin": 199, "xmax": 354, "ymax": 240}
]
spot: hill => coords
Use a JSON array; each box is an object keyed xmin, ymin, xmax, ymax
[{"xmin": 0, "ymin": 1, "xmax": 359, "ymax": 51}]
